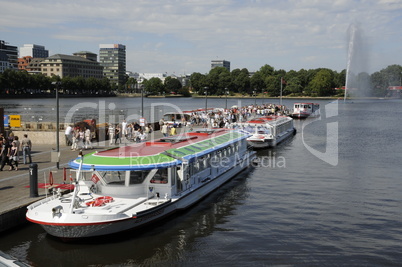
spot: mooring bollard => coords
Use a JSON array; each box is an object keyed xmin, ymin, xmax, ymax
[{"xmin": 29, "ymin": 163, "xmax": 38, "ymax": 197}]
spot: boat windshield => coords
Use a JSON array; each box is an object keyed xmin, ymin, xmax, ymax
[
  {"xmin": 232, "ymin": 125, "xmax": 271, "ymax": 134},
  {"xmin": 97, "ymin": 170, "xmax": 151, "ymax": 185}
]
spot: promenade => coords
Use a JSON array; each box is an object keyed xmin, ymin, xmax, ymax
[{"xmin": 0, "ymin": 129, "xmax": 171, "ymax": 233}]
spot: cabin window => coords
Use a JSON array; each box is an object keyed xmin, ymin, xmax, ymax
[
  {"xmin": 150, "ymin": 168, "xmax": 169, "ymax": 184},
  {"xmin": 98, "ymin": 171, "xmax": 126, "ymax": 185},
  {"xmin": 129, "ymin": 170, "xmax": 151, "ymax": 184},
  {"xmin": 295, "ymin": 105, "xmax": 299, "ymax": 108}
]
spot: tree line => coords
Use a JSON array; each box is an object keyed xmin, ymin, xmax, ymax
[
  {"xmin": 1, "ymin": 64, "xmax": 401, "ymax": 97},
  {"xmin": 0, "ymin": 69, "xmax": 113, "ymax": 96},
  {"xmin": 189, "ymin": 64, "xmax": 402, "ymax": 97}
]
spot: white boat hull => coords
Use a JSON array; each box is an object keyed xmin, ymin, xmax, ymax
[
  {"xmin": 247, "ymin": 128, "xmax": 296, "ymax": 149},
  {"xmin": 27, "ymin": 151, "xmax": 255, "ymax": 239}
]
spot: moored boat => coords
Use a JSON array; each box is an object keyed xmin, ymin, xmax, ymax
[
  {"xmin": 230, "ymin": 116, "xmax": 296, "ymax": 149},
  {"xmin": 26, "ymin": 129, "xmax": 255, "ymax": 239},
  {"xmin": 290, "ymin": 103, "xmax": 320, "ymax": 119}
]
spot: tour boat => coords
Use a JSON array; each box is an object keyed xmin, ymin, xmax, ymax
[
  {"xmin": 26, "ymin": 129, "xmax": 256, "ymax": 239},
  {"xmin": 230, "ymin": 116, "xmax": 296, "ymax": 149},
  {"xmin": 290, "ymin": 102, "xmax": 320, "ymax": 119}
]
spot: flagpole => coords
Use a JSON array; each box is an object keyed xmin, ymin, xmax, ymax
[{"xmin": 280, "ymin": 77, "xmax": 283, "ymax": 106}]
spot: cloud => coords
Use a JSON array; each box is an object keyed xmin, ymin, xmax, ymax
[{"xmin": 1, "ymin": 0, "xmax": 402, "ymax": 73}]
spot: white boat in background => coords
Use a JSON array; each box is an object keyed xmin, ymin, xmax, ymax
[
  {"xmin": 290, "ymin": 103, "xmax": 320, "ymax": 119},
  {"xmin": 230, "ymin": 115, "xmax": 296, "ymax": 149},
  {"xmin": 26, "ymin": 129, "xmax": 255, "ymax": 240}
]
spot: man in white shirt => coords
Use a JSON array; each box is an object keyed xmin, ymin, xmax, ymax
[{"xmin": 65, "ymin": 125, "xmax": 73, "ymax": 146}]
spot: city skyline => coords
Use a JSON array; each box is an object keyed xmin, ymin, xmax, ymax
[{"xmin": 1, "ymin": 0, "xmax": 401, "ymax": 75}]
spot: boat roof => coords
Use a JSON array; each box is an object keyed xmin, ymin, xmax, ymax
[
  {"xmin": 69, "ymin": 129, "xmax": 248, "ymax": 171},
  {"xmin": 293, "ymin": 102, "xmax": 319, "ymax": 105},
  {"xmin": 236, "ymin": 116, "xmax": 292, "ymax": 125}
]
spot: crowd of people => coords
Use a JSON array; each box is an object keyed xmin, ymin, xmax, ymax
[
  {"xmin": 107, "ymin": 120, "xmax": 153, "ymax": 145},
  {"xmin": 0, "ymin": 132, "xmax": 32, "ymax": 171},
  {"xmin": 162, "ymin": 103, "xmax": 290, "ymax": 130}
]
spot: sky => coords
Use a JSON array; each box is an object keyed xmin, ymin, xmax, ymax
[{"xmin": 1, "ymin": 0, "xmax": 402, "ymax": 75}]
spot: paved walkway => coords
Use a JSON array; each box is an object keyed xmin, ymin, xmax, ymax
[{"xmin": 0, "ymin": 129, "xmax": 172, "ymax": 215}]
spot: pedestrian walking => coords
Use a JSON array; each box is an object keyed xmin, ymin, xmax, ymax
[
  {"xmin": 20, "ymin": 134, "xmax": 32, "ymax": 164},
  {"xmin": 9, "ymin": 140, "xmax": 19, "ymax": 171},
  {"xmin": 65, "ymin": 124, "xmax": 73, "ymax": 146},
  {"xmin": 0, "ymin": 138, "xmax": 11, "ymax": 171},
  {"xmin": 84, "ymin": 128, "xmax": 93, "ymax": 149},
  {"xmin": 161, "ymin": 122, "xmax": 169, "ymax": 137},
  {"xmin": 108, "ymin": 124, "xmax": 115, "ymax": 145},
  {"xmin": 115, "ymin": 125, "xmax": 121, "ymax": 144}
]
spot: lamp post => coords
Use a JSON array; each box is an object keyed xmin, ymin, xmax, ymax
[
  {"xmin": 225, "ymin": 88, "xmax": 229, "ymax": 110},
  {"xmin": 204, "ymin": 87, "xmax": 208, "ymax": 114},
  {"xmin": 51, "ymin": 81, "xmax": 61, "ymax": 169},
  {"xmin": 141, "ymin": 86, "xmax": 144, "ymax": 119},
  {"xmin": 253, "ymin": 90, "xmax": 257, "ymax": 106}
]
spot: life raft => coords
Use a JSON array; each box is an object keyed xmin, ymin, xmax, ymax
[{"xmin": 86, "ymin": 196, "xmax": 114, "ymax": 207}]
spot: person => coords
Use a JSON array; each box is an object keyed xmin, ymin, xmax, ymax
[
  {"xmin": 13, "ymin": 136, "xmax": 20, "ymax": 152},
  {"xmin": 114, "ymin": 125, "xmax": 121, "ymax": 144},
  {"xmin": 71, "ymin": 128, "xmax": 79, "ymax": 151},
  {"xmin": 139, "ymin": 130, "xmax": 147, "ymax": 142},
  {"xmin": 108, "ymin": 124, "xmax": 115, "ymax": 145},
  {"xmin": 84, "ymin": 128, "xmax": 93, "ymax": 150},
  {"xmin": 145, "ymin": 124, "xmax": 153, "ymax": 134},
  {"xmin": 161, "ymin": 122, "xmax": 169, "ymax": 137},
  {"xmin": 65, "ymin": 124, "xmax": 73, "ymax": 146},
  {"xmin": 78, "ymin": 128, "xmax": 85, "ymax": 150},
  {"xmin": 20, "ymin": 134, "xmax": 32, "ymax": 164},
  {"xmin": 121, "ymin": 119, "xmax": 127, "ymax": 138},
  {"xmin": 0, "ymin": 138, "xmax": 11, "ymax": 171},
  {"xmin": 9, "ymin": 140, "xmax": 19, "ymax": 171},
  {"xmin": 170, "ymin": 125, "xmax": 177, "ymax": 136}
]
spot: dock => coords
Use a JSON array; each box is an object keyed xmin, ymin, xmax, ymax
[{"xmin": 0, "ymin": 129, "xmax": 173, "ymax": 234}]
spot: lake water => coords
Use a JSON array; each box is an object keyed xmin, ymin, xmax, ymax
[{"xmin": 1, "ymin": 97, "xmax": 401, "ymax": 266}]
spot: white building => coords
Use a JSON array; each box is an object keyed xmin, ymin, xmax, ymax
[{"xmin": 19, "ymin": 44, "xmax": 49, "ymax": 58}]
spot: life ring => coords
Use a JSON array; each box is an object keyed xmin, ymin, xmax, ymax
[{"xmin": 86, "ymin": 196, "xmax": 114, "ymax": 207}]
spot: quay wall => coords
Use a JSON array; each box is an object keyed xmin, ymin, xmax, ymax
[
  {"xmin": 10, "ymin": 131, "xmax": 65, "ymax": 146},
  {"xmin": 0, "ymin": 205, "xmax": 30, "ymax": 233}
]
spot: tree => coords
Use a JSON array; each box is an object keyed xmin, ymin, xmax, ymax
[
  {"xmin": 164, "ymin": 76, "xmax": 182, "ymax": 94},
  {"xmin": 250, "ymin": 71, "xmax": 265, "ymax": 93},
  {"xmin": 126, "ymin": 77, "xmax": 137, "ymax": 93},
  {"xmin": 264, "ymin": 76, "xmax": 279, "ymax": 96},
  {"xmin": 309, "ymin": 69, "xmax": 334, "ymax": 96},
  {"xmin": 190, "ymin": 72, "xmax": 206, "ymax": 92},
  {"xmin": 144, "ymin": 77, "xmax": 164, "ymax": 95}
]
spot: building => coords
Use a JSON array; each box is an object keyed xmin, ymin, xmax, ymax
[
  {"xmin": 99, "ymin": 44, "xmax": 126, "ymax": 87},
  {"xmin": 40, "ymin": 53, "xmax": 103, "ymax": 79},
  {"xmin": 19, "ymin": 44, "xmax": 49, "ymax": 58},
  {"xmin": 0, "ymin": 40, "xmax": 18, "ymax": 70},
  {"xmin": 26, "ymin": 58, "xmax": 46, "ymax": 74},
  {"xmin": 0, "ymin": 51, "xmax": 9, "ymax": 73},
  {"xmin": 18, "ymin": 56, "xmax": 33, "ymax": 70},
  {"xmin": 73, "ymin": 51, "xmax": 97, "ymax": 62},
  {"xmin": 211, "ymin": 59, "xmax": 230, "ymax": 72}
]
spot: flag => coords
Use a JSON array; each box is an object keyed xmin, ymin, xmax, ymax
[
  {"xmin": 281, "ymin": 77, "xmax": 287, "ymax": 85},
  {"xmin": 91, "ymin": 174, "xmax": 100, "ymax": 184}
]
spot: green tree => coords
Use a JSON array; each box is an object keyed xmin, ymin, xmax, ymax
[
  {"xmin": 144, "ymin": 77, "xmax": 164, "ymax": 95},
  {"xmin": 190, "ymin": 72, "xmax": 206, "ymax": 93},
  {"xmin": 164, "ymin": 76, "xmax": 183, "ymax": 94},
  {"xmin": 126, "ymin": 77, "xmax": 137, "ymax": 93},
  {"xmin": 264, "ymin": 76, "xmax": 278, "ymax": 96},
  {"xmin": 309, "ymin": 69, "xmax": 334, "ymax": 96}
]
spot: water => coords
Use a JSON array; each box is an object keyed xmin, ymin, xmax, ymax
[{"xmin": 1, "ymin": 97, "xmax": 402, "ymax": 266}]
